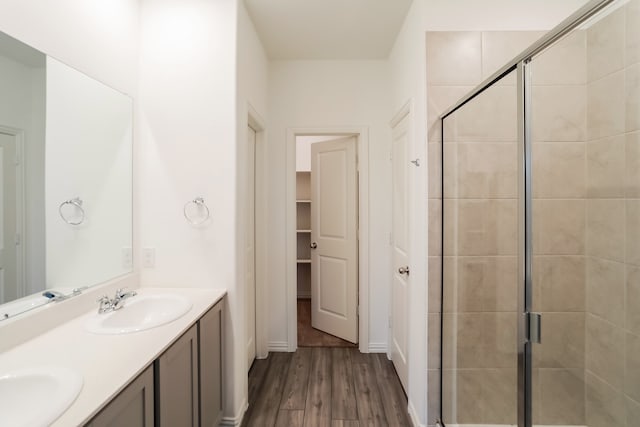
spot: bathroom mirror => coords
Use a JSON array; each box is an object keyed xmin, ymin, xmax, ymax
[{"xmin": 0, "ymin": 31, "xmax": 133, "ymax": 319}]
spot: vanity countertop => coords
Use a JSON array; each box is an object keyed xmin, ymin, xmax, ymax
[{"xmin": 0, "ymin": 287, "xmax": 226, "ymax": 427}]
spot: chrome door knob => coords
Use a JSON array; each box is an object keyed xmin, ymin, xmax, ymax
[
  {"xmin": 310, "ymin": 242, "xmax": 318, "ymax": 249},
  {"xmin": 398, "ymin": 266, "xmax": 410, "ymax": 275}
]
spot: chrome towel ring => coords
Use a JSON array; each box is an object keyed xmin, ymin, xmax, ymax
[
  {"xmin": 184, "ymin": 197, "xmax": 210, "ymax": 226},
  {"xmin": 59, "ymin": 197, "xmax": 85, "ymax": 226}
]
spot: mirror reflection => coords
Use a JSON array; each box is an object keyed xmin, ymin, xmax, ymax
[{"xmin": 0, "ymin": 32, "xmax": 133, "ymax": 319}]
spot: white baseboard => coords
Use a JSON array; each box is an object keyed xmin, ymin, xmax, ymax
[
  {"xmin": 220, "ymin": 400, "xmax": 248, "ymax": 426},
  {"xmin": 408, "ymin": 400, "xmax": 426, "ymax": 427},
  {"xmin": 268, "ymin": 341, "xmax": 289, "ymax": 352},
  {"xmin": 368, "ymin": 342, "xmax": 387, "ymax": 353}
]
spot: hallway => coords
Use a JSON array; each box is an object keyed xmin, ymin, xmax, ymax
[{"xmin": 242, "ymin": 348, "xmax": 412, "ymax": 426}]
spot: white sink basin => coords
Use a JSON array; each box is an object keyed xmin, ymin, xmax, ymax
[
  {"xmin": 0, "ymin": 366, "xmax": 83, "ymax": 427},
  {"xmin": 85, "ymin": 293, "xmax": 192, "ymax": 334}
]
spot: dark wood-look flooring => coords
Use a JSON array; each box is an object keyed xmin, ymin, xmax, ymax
[
  {"xmin": 297, "ymin": 299, "xmax": 356, "ymax": 348},
  {"xmin": 242, "ymin": 348, "xmax": 412, "ymax": 427}
]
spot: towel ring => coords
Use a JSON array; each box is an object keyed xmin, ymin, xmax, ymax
[
  {"xmin": 59, "ymin": 197, "xmax": 85, "ymax": 226},
  {"xmin": 184, "ymin": 197, "xmax": 210, "ymax": 226}
]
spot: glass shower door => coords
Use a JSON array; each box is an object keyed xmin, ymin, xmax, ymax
[{"xmin": 441, "ymin": 69, "xmax": 520, "ymax": 426}]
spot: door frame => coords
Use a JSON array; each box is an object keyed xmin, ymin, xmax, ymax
[
  {"xmin": 247, "ymin": 105, "xmax": 268, "ymax": 360},
  {"xmin": 0, "ymin": 125, "xmax": 26, "ymax": 302},
  {"xmin": 285, "ymin": 126, "xmax": 370, "ymax": 353}
]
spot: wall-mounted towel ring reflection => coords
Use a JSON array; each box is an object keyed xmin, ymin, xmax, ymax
[
  {"xmin": 59, "ymin": 197, "xmax": 85, "ymax": 226},
  {"xmin": 184, "ymin": 197, "xmax": 210, "ymax": 226}
]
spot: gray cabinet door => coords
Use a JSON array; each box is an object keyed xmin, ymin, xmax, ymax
[
  {"xmin": 199, "ymin": 301, "xmax": 224, "ymax": 427},
  {"xmin": 156, "ymin": 324, "xmax": 199, "ymax": 427},
  {"xmin": 86, "ymin": 365, "xmax": 154, "ymax": 427}
]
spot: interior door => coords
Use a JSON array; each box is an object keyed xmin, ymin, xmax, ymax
[
  {"xmin": 391, "ymin": 114, "xmax": 409, "ymax": 391},
  {"xmin": 0, "ymin": 131, "xmax": 19, "ymax": 304},
  {"xmin": 310, "ymin": 136, "xmax": 358, "ymax": 343},
  {"xmin": 246, "ymin": 126, "xmax": 256, "ymax": 368}
]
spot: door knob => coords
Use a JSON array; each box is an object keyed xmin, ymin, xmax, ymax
[
  {"xmin": 310, "ymin": 242, "xmax": 318, "ymax": 249},
  {"xmin": 398, "ymin": 266, "xmax": 410, "ymax": 275}
]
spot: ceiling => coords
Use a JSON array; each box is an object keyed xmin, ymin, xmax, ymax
[{"xmin": 244, "ymin": 0, "xmax": 413, "ymax": 60}]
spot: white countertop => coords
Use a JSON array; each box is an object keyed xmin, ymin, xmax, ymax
[{"xmin": 0, "ymin": 287, "xmax": 226, "ymax": 427}]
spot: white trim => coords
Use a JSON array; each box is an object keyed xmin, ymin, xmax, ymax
[
  {"xmin": 247, "ymin": 103, "xmax": 269, "ymax": 360},
  {"xmin": 0, "ymin": 126, "xmax": 26, "ymax": 301},
  {"xmin": 286, "ymin": 126, "xmax": 370, "ymax": 353},
  {"xmin": 267, "ymin": 341, "xmax": 290, "ymax": 352},
  {"xmin": 367, "ymin": 342, "xmax": 388, "ymax": 353},
  {"xmin": 296, "ymin": 290, "xmax": 311, "ymax": 299},
  {"xmin": 408, "ymin": 400, "xmax": 426, "ymax": 427},
  {"xmin": 220, "ymin": 399, "xmax": 248, "ymax": 426},
  {"xmin": 389, "ymin": 100, "xmax": 411, "ymax": 129}
]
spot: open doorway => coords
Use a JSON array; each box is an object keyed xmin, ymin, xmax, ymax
[{"xmin": 295, "ymin": 134, "xmax": 359, "ymax": 348}]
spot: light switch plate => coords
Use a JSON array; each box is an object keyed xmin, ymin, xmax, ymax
[{"xmin": 143, "ymin": 247, "xmax": 156, "ymax": 268}]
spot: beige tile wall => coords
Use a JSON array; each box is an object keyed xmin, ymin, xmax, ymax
[
  {"xmin": 583, "ymin": 3, "xmax": 640, "ymax": 427},
  {"xmin": 530, "ymin": 25, "xmax": 588, "ymax": 427},
  {"xmin": 426, "ymin": 30, "xmax": 543, "ymax": 427},
  {"xmin": 427, "ymin": 3, "xmax": 640, "ymax": 427}
]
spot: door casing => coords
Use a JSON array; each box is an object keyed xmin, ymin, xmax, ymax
[{"xmin": 285, "ymin": 127, "xmax": 370, "ymax": 353}]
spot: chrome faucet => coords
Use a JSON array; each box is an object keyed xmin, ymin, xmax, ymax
[
  {"xmin": 96, "ymin": 288, "xmax": 137, "ymax": 314},
  {"xmin": 112, "ymin": 288, "xmax": 137, "ymax": 310}
]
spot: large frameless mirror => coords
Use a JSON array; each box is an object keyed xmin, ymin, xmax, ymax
[{"xmin": 0, "ymin": 31, "xmax": 133, "ymax": 320}]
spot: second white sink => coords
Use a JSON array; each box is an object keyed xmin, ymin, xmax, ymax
[
  {"xmin": 85, "ymin": 293, "xmax": 193, "ymax": 334},
  {"xmin": 0, "ymin": 366, "xmax": 83, "ymax": 427}
]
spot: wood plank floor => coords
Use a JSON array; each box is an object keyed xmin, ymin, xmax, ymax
[
  {"xmin": 297, "ymin": 299, "xmax": 356, "ymax": 348},
  {"xmin": 242, "ymin": 348, "xmax": 412, "ymax": 427}
]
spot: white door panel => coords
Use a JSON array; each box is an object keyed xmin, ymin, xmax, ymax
[
  {"xmin": 391, "ymin": 115, "xmax": 409, "ymax": 391},
  {"xmin": 311, "ymin": 136, "xmax": 358, "ymax": 343},
  {"xmin": 246, "ymin": 126, "xmax": 256, "ymax": 368}
]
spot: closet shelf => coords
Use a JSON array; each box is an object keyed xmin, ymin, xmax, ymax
[
  {"xmin": 296, "ymin": 199, "xmax": 311, "ymax": 203},
  {"xmin": 297, "ymin": 229, "xmax": 311, "ymax": 233},
  {"xmin": 297, "ymin": 259, "xmax": 311, "ymax": 264}
]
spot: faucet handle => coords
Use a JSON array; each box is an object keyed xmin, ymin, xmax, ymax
[
  {"xmin": 115, "ymin": 288, "xmax": 127, "ymax": 298},
  {"xmin": 97, "ymin": 295, "xmax": 110, "ymax": 303}
]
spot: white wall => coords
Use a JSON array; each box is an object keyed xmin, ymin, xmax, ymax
[
  {"xmin": 237, "ymin": 0, "xmax": 269, "ymax": 365},
  {"xmin": 389, "ymin": 1, "xmax": 429, "ymax": 425},
  {"xmin": 45, "ymin": 57, "xmax": 133, "ymax": 292},
  {"xmin": 0, "ymin": 54, "xmax": 45, "ymax": 298},
  {"xmin": 295, "ymin": 135, "xmax": 344, "ymax": 171},
  {"xmin": 0, "ymin": 0, "xmax": 139, "ymax": 96},
  {"xmin": 267, "ymin": 60, "xmax": 391, "ymax": 350},
  {"xmin": 137, "ymin": 0, "xmax": 246, "ymax": 422}
]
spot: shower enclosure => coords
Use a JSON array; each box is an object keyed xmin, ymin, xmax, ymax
[{"xmin": 439, "ymin": 0, "xmax": 640, "ymax": 426}]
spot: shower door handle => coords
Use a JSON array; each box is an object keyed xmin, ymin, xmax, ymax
[{"xmin": 528, "ymin": 312, "xmax": 542, "ymax": 344}]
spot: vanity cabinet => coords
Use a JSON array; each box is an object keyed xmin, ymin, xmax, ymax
[
  {"xmin": 84, "ymin": 299, "xmax": 224, "ymax": 427},
  {"xmin": 156, "ymin": 324, "xmax": 199, "ymax": 427},
  {"xmin": 86, "ymin": 366, "xmax": 154, "ymax": 427},
  {"xmin": 199, "ymin": 302, "xmax": 224, "ymax": 426}
]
